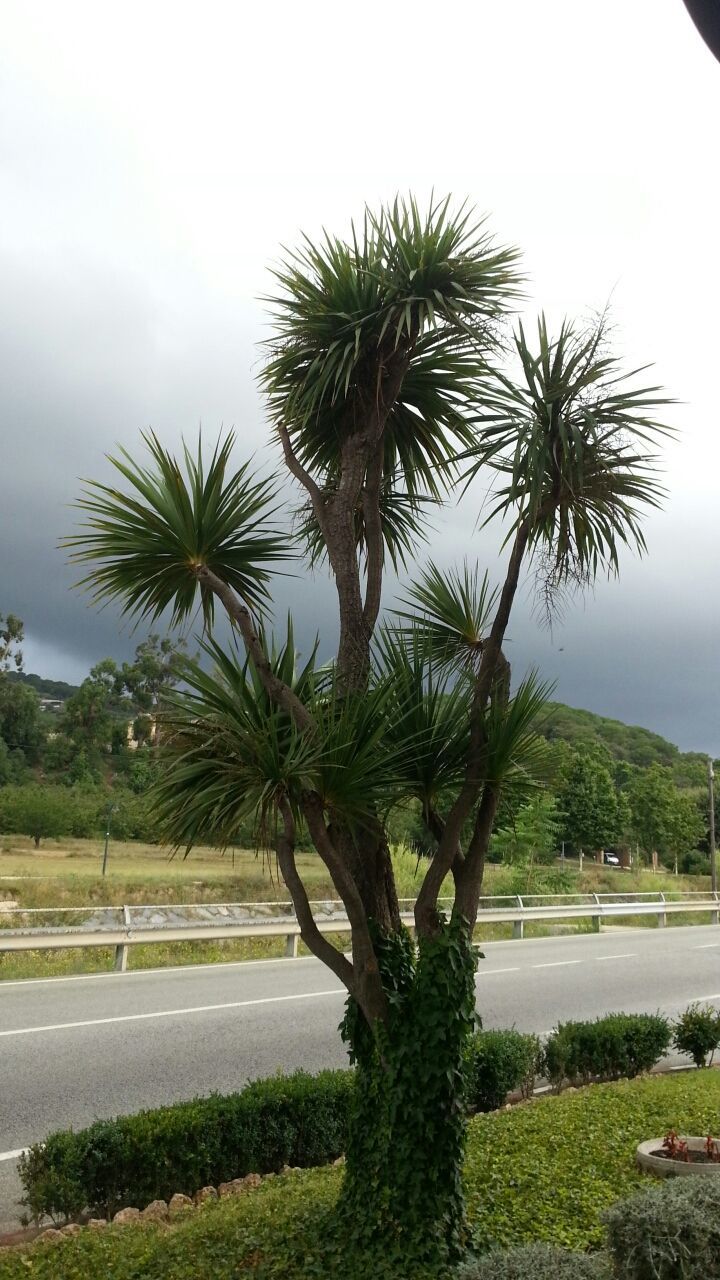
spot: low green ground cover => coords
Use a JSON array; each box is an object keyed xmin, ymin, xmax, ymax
[{"xmin": 5, "ymin": 1072, "xmax": 720, "ymax": 1279}]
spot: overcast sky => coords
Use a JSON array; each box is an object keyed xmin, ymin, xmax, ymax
[{"xmin": 1, "ymin": 0, "xmax": 719, "ymax": 752}]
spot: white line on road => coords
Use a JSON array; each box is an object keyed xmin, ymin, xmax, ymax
[
  {"xmin": 0, "ymin": 989, "xmax": 345, "ymax": 1039},
  {"xmin": 694, "ymin": 944, "xmax": 720, "ymax": 950},
  {"xmin": 0, "ymin": 955, "xmax": 320, "ymax": 990},
  {"xmin": 0, "ymin": 1150, "xmax": 26, "ymax": 1163},
  {"xmin": 596, "ymin": 953, "xmax": 637, "ymax": 961},
  {"xmin": 478, "ymin": 967, "xmax": 520, "ymax": 976},
  {"xmin": 532, "ymin": 960, "xmax": 584, "ymax": 969}
]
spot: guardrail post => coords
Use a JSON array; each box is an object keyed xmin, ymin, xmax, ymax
[
  {"xmin": 513, "ymin": 896, "xmax": 524, "ymax": 940},
  {"xmin": 658, "ymin": 893, "xmax": 667, "ymax": 929},
  {"xmin": 591, "ymin": 893, "xmax": 601, "ymax": 933},
  {"xmin": 285, "ymin": 933, "xmax": 299, "ymax": 958},
  {"xmin": 713, "ymin": 893, "xmax": 720, "ymax": 927},
  {"xmin": 114, "ymin": 905, "xmax": 131, "ymax": 972}
]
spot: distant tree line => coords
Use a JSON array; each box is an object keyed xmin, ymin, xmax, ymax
[{"xmin": 0, "ymin": 613, "xmax": 715, "ymax": 867}]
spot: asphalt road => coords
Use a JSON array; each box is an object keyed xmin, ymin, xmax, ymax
[{"xmin": 2, "ymin": 923, "xmax": 720, "ymax": 1228}]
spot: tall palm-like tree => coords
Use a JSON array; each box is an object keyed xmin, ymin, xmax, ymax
[{"xmin": 65, "ymin": 197, "xmax": 672, "ymax": 1268}]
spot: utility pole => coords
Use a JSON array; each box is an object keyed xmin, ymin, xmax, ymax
[{"xmin": 709, "ymin": 757, "xmax": 717, "ymax": 897}]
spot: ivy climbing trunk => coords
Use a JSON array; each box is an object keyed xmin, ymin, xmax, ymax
[{"xmin": 337, "ymin": 921, "xmax": 478, "ymax": 1269}]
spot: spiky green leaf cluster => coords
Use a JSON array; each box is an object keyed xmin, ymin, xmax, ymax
[
  {"xmin": 395, "ymin": 562, "xmax": 498, "ymax": 670},
  {"xmin": 64, "ymin": 433, "xmax": 286, "ymax": 627},
  {"xmin": 262, "ymin": 196, "xmax": 522, "ymax": 567},
  {"xmin": 462, "ymin": 314, "xmax": 673, "ymax": 608},
  {"xmin": 154, "ymin": 623, "xmax": 413, "ymax": 849}
]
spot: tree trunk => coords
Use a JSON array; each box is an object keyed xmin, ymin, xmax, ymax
[
  {"xmin": 330, "ymin": 819, "xmax": 402, "ymax": 934},
  {"xmin": 337, "ymin": 920, "xmax": 477, "ymax": 1267}
]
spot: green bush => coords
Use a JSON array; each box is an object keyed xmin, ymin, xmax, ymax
[
  {"xmin": 465, "ymin": 1030, "xmax": 542, "ymax": 1112},
  {"xmin": 673, "ymin": 1003, "xmax": 720, "ymax": 1068},
  {"xmin": 458, "ymin": 1244, "xmax": 610, "ymax": 1279},
  {"xmin": 544, "ymin": 1012, "xmax": 670, "ymax": 1087},
  {"xmin": 604, "ymin": 1176, "xmax": 720, "ymax": 1279},
  {"xmin": 19, "ymin": 1069, "xmax": 353, "ymax": 1221}
]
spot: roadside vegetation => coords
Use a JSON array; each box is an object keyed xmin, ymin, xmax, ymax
[
  {"xmin": 0, "ymin": 838, "xmax": 712, "ymax": 981},
  {"xmin": 6, "ymin": 1072, "xmax": 720, "ymax": 1278}
]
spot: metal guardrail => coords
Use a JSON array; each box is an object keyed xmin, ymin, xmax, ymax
[{"xmin": 1, "ymin": 891, "xmax": 719, "ymax": 971}]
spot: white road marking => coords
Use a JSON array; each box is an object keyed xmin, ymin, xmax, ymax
[
  {"xmin": 596, "ymin": 953, "xmax": 637, "ymax": 961},
  {"xmin": 0, "ymin": 1150, "xmax": 26, "ymax": 1163},
  {"xmin": 694, "ymin": 944, "xmax": 720, "ymax": 950},
  {"xmin": 478, "ymin": 967, "xmax": 520, "ymax": 976},
  {"xmin": 0, "ymin": 954, "xmax": 319, "ymax": 990},
  {"xmin": 532, "ymin": 960, "xmax": 584, "ymax": 969},
  {"xmin": 0, "ymin": 989, "xmax": 345, "ymax": 1039}
]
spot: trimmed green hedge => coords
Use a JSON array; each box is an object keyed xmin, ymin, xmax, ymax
[
  {"xmin": 19, "ymin": 1070, "xmax": 353, "ymax": 1221},
  {"xmin": 544, "ymin": 1012, "xmax": 670, "ymax": 1088},
  {"xmin": 465, "ymin": 1030, "xmax": 542, "ymax": 1112},
  {"xmin": 19, "ymin": 1029, "xmax": 544, "ymax": 1223}
]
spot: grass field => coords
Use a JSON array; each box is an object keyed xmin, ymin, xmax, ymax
[{"xmin": 0, "ymin": 835, "xmax": 711, "ymax": 981}]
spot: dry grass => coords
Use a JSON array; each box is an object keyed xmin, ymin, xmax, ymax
[{"xmin": 0, "ymin": 836, "xmax": 711, "ymax": 982}]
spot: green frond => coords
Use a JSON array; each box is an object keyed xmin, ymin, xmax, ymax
[
  {"xmin": 151, "ymin": 626, "xmax": 412, "ymax": 850},
  {"xmin": 483, "ymin": 671, "xmax": 556, "ymax": 800},
  {"xmin": 461, "ymin": 313, "xmax": 674, "ymax": 609},
  {"xmin": 262, "ymin": 194, "xmax": 522, "ymax": 489},
  {"xmin": 153, "ymin": 626, "xmax": 321, "ymax": 848},
  {"xmin": 63, "ymin": 432, "xmax": 287, "ymax": 628},
  {"xmin": 375, "ymin": 628, "xmax": 470, "ymax": 809},
  {"xmin": 394, "ymin": 561, "xmax": 499, "ymax": 669}
]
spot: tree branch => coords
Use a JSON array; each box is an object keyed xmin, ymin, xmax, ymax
[
  {"xmin": 275, "ymin": 799, "xmax": 356, "ymax": 993},
  {"xmin": 418, "ymin": 527, "xmax": 531, "ymax": 918},
  {"xmin": 474, "ymin": 521, "xmax": 530, "ymax": 709},
  {"xmin": 276, "ymin": 424, "xmax": 329, "ymax": 538},
  {"xmin": 362, "ymin": 445, "xmax": 384, "ymax": 631},
  {"xmin": 301, "ymin": 793, "xmax": 388, "ymax": 1026},
  {"xmin": 452, "ymin": 782, "xmax": 501, "ymax": 923},
  {"xmin": 194, "ymin": 566, "xmax": 313, "ymax": 732}
]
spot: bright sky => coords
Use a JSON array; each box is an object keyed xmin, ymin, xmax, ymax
[{"xmin": 1, "ymin": 0, "xmax": 719, "ymax": 750}]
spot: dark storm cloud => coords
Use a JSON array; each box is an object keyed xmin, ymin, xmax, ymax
[
  {"xmin": 0, "ymin": 244, "xmax": 274, "ymax": 676},
  {"xmin": 2, "ymin": 244, "xmax": 719, "ymax": 755}
]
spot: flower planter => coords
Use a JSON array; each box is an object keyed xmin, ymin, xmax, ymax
[{"xmin": 637, "ymin": 1137, "xmax": 720, "ymax": 1177}]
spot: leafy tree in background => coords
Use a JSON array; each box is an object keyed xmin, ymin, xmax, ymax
[
  {"xmin": 120, "ymin": 634, "xmax": 187, "ymax": 730},
  {"xmin": 0, "ymin": 784, "xmax": 75, "ymax": 847},
  {"xmin": 65, "ymin": 196, "xmax": 671, "ymax": 1267},
  {"xmin": 60, "ymin": 659, "xmax": 123, "ymax": 759},
  {"xmin": 557, "ymin": 749, "xmax": 628, "ymax": 856},
  {"xmin": 0, "ymin": 680, "xmax": 44, "ymax": 765},
  {"xmin": 490, "ymin": 792, "xmax": 561, "ymax": 868},
  {"xmin": 0, "ymin": 613, "xmax": 23, "ymax": 676},
  {"xmin": 628, "ymin": 763, "xmax": 704, "ymax": 867}
]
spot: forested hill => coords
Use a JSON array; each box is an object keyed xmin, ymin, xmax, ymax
[
  {"xmin": 538, "ymin": 701, "xmax": 708, "ymax": 784},
  {"xmin": 7, "ymin": 671, "xmax": 81, "ymax": 700},
  {"xmin": 4, "ymin": 669, "xmax": 709, "ymax": 785}
]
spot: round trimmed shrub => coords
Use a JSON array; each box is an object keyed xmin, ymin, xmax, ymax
[{"xmin": 604, "ymin": 1175, "xmax": 720, "ymax": 1278}]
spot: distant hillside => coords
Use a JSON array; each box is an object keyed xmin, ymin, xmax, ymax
[
  {"xmin": 539, "ymin": 701, "xmax": 708, "ymax": 786},
  {"xmin": 6, "ymin": 671, "xmax": 81, "ymax": 702}
]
